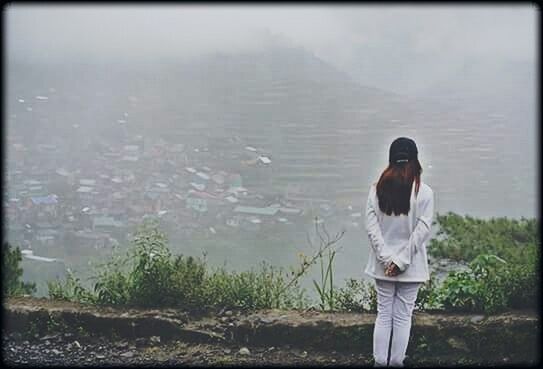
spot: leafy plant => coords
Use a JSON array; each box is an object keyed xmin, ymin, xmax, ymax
[
  {"xmin": 126, "ymin": 221, "xmax": 179, "ymax": 307},
  {"xmin": 308, "ymin": 218, "xmax": 345, "ymax": 311},
  {"xmin": 93, "ymin": 267, "xmax": 131, "ymax": 305},
  {"xmin": 47, "ymin": 269, "xmax": 96, "ymax": 304},
  {"xmin": 428, "ymin": 214, "xmax": 539, "ymax": 313},
  {"xmin": 313, "ymin": 248, "xmax": 337, "ymax": 311},
  {"xmin": 437, "ymin": 253, "xmax": 530, "ymax": 313},
  {"xmin": 415, "ymin": 271, "xmax": 443, "ymax": 311}
]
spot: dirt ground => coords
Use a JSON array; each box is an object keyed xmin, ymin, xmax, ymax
[
  {"xmin": 2, "ymin": 297, "xmax": 535, "ymax": 367},
  {"xmin": 3, "ymin": 331, "xmax": 491, "ymax": 367}
]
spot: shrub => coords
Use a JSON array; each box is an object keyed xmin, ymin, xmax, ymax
[
  {"xmin": 505, "ymin": 262, "xmax": 538, "ymax": 310},
  {"xmin": 500, "ymin": 244, "xmax": 539, "ymax": 311},
  {"xmin": 429, "ymin": 213, "xmax": 538, "ymax": 264},
  {"xmin": 437, "ymin": 253, "xmax": 537, "ymax": 313},
  {"xmin": 415, "ymin": 271, "xmax": 443, "ymax": 311},
  {"xmin": 428, "ymin": 214, "xmax": 539, "ymax": 313},
  {"xmin": 169, "ymin": 255, "xmax": 208, "ymax": 309},
  {"xmin": 336, "ymin": 278, "xmax": 377, "ymax": 313},
  {"xmin": 48, "ymin": 269, "xmax": 96, "ymax": 304},
  {"xmin": 49, "ymin": 220, "xmax": 307, "ymax": 311},
  {"xmin": 2, "ymin": 242, "xmax": 36, "ymax": 297},
  {"xmin": 126, "ymin": 222, "xmax": 178, "ymax": 307}
]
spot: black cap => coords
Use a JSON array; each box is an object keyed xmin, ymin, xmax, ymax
[{"xmin": 389, "ymin": 137, "xmax": 418, "ymax": 164}]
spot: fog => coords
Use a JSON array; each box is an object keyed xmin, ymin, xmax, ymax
[
  {"xmin": 4, "ymin": 4, "xmax": 537, "ymax": 296},
  {"xmin": 6, "ymin": 4, "xmax": 536, "ymax": 94}
]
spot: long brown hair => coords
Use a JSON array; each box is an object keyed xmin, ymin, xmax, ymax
[{"xmin": 376, "ymin": 159, "xmax": 422, "ymax": 216}]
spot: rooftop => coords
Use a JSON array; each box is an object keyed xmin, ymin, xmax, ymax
[
  {"xmin": 76, "ymin": 186, "xmax": 94, "ymax": 193},
  {"xmin": 23, "ymin": 254, "xmax": 59, "ymax": 263},
  {"xmin": 80, "ymin": 179, "xmax": 97, "ymax": 186},
  {"xmin": 234, "ymin": 206, "xmax": 279, "ymax": 216},
  {"xmin": 30, "ymin": 195, "xmax": 58, "ymax": 205},
  {"xmin": 93, "ymin": 216, "xmax": 124, "ymax": 228}
]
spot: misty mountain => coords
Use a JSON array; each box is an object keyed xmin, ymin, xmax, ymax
[
  {"xmin": 8, "ymin": 42, "xmax": 426, "ymax": 201},
  {"xmin": 414, "ymin": 58, "xmax": 535, "ymax": 120},
  {"xmin": 8, "ymin": 42, "xmax": 408, "ymax": 124}
]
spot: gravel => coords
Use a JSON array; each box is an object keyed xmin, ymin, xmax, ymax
[{"xmin": 2, "ymin": 332, "xmax": 374, "ymax": 366}]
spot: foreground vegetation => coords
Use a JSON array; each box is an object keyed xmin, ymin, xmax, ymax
[
  {"xmin": 2, "ymin": 242, "xmax": 36, "ymax": 297},
  {"xmin": 45, "ymin": 221, "xmax": 307, "ymax": 312},
  {"xmin": 425, "ymin": 213, "xmax": 539, "ymax": 313},
  {"xmin": 4, "ymin": 213, "xmax": 539, "ymax": 314}
]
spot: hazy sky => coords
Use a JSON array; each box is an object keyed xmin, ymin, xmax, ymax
[{"xmin": 5, "ymin": 4, "xmax": 537, "ymax": 93}]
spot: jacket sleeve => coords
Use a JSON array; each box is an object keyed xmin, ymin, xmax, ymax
[
  {"xmin": 365, "ymin": 185, "xmax": 393, "ymax": 267},
  {"xmin": 390, "ymin": 187, "xmax": 434, "ymax": 272}
]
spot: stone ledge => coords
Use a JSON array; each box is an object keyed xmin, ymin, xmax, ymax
[
  {"xmin": 222, "ymin": 309, "xmax": 539, "ymax": 360},
  {"xmin": 3, "ymin": 297, "xmax": 539, "ymax": 363}
]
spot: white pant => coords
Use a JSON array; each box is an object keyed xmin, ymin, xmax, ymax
[{"xmin": 373, "ymin": 279, "xmax": 422, "ymax": 367}]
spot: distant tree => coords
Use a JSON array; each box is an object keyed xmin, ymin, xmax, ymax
[{"xmin": 2, "ymin": 242, "xmax": 36, "ymax": 297}]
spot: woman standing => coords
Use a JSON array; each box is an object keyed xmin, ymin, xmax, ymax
[{"xmin": 364, "ymin": 137, "xmax": 434, "ymax": 367}]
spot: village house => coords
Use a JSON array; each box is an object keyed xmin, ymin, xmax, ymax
[
  {"xmin": 28, "ymin": 194, "xmax": 59, "ymax": 219},
  {"xmin": 92, "ymin": 215, "xmax": 125, "ymax": 239},
  {"xmin": 68, "ymin": 230, "xmax": 112, "ymax": 250}
]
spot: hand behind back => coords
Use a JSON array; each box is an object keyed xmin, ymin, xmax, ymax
[{"xmin": 384, "ymin": 262, "xmax": 401, "ymax": 277}]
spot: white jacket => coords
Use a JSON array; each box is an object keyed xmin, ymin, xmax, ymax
[{"xmin": 364, "ymin": 181, "xmax": 434, "ymax": 282}]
